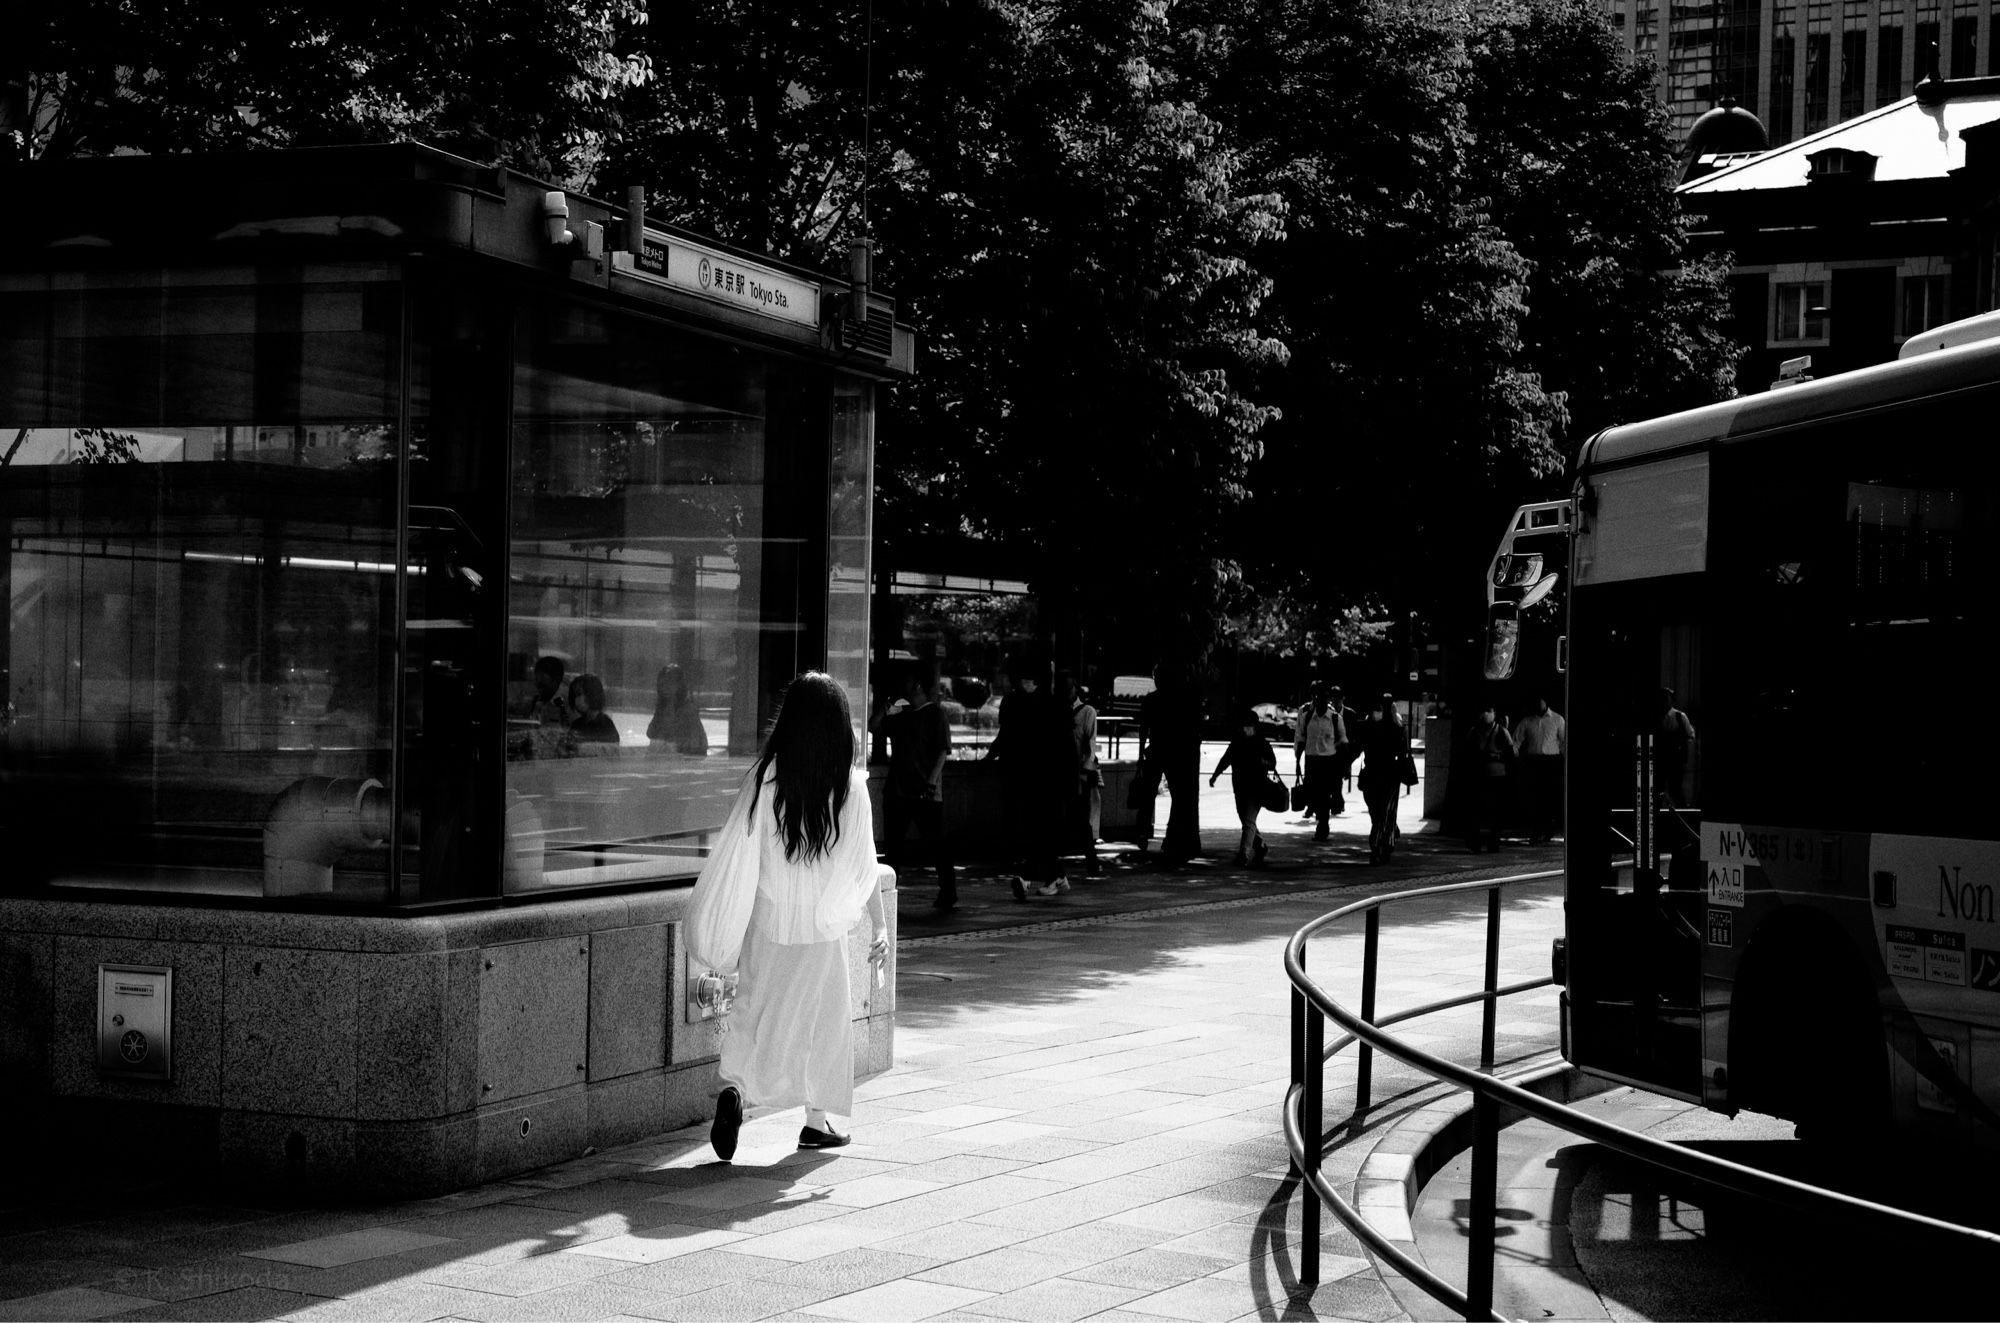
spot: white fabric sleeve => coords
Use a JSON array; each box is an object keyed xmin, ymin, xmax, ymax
[
  {"xmin": 683, "ymin": 774, "xmax": 760, "ymax": 973},
  {"xmin": 814, "ymin": 768, "xmax": 882, "ymax": 941}
]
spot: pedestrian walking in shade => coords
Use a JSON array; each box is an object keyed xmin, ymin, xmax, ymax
[
  {"xmin": 1356, "ymin": 694, "xmax": 1410, "ymax": 864},
  {"xmin": 986, "ymin": 661, "xmax": 1066, "ymax": 895},
  {"xmin": 684, "ymin": 672, "xmax": 889, "ymax": 1158},
  {"xmin": 1471, "ymin": 701, "xmax": 1516, "ymax": 852},
  {"xmin": 1211, "ymin": 709, "xmax": 1276, "ymax": 867},
  {"xmin": 1139, "ymin": 666, "xmax": 1204, "ymax": 862},
  {"xmin": 1511, "ymin": 696, "xmax": 1566, "ymax": 843},
  {"xmin": 884, "ymin": 671, "xmax": 957, "ymax": 910},
  {"xmin": 1294, "ymin": 685, "xmax": 1349, "ymax": 839},
  {"xmin": 1057, "ymin": 670, "xmax": 1103, "ymax": 878}
]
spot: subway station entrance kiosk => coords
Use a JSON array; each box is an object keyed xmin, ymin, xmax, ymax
[{"xmin": 0, "ymin": 145, "xmax": 913, "ymax": 1193}]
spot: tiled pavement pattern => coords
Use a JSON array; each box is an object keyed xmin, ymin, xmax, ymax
[{"xmin": 2, "ymin": 766, "xmax": 1567, "ymax": 1323}]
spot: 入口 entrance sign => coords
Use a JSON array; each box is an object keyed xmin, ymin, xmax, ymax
[{"xmin": 614, "ymin": 231, "xmax": 820, "ymax": 329}]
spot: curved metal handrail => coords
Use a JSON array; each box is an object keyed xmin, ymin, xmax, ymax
[{"xmin": 1282, "ymin": 867, "xmax": 2000, "ymax": 1322}]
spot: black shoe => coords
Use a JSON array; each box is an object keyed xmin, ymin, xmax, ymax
[
  {"xmin": 710, "ymin": 1087, "xmax": 743, "ymax": 1161},
  {"xmin": 1005, "ymin": 875, "xmax": 1026, "ymax": 901},
  {"xmin": 934, "ymin": 883, "xmax": 958, "ymax": 911},
  {"xmin": 1253, "ymin": 837, "xmax": 1268, "ymax": 864},
  {"xmin": 798, "ymin": 1123, "xmax": 851, "ymax": 1149}
]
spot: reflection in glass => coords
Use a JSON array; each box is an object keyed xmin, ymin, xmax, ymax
[
  {"xmin": 0, "ymin": 268, "xmax": 400, "ymax": 898},
  {"xmin": 827, "ymin": 384, "xmax": 875, "ymax": 762},
  {"xmin": 504, "ymin": 306, "xmax": 813, "ymax": 891}
]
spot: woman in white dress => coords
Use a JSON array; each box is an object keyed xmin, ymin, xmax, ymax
[{"xmin": 689, "ymin": 672, "xmax": 889, "ymax": 1158}]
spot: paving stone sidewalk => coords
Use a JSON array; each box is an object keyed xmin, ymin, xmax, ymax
[{"xmin": 1, "ymin": 775, "xmax": 1565, "ymax": 1323}]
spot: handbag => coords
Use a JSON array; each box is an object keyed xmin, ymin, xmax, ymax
[
  {"xmin": 1290, "ymin": 777, "xmax": 1309, "ymax": 812},
  {"xmin": 1258, "ymin": 767, "xmax": 1291, "ymax": 813},
  {"xmin": 1398, "ymin": 753, "xmax": 1420, "ymax": 788}
]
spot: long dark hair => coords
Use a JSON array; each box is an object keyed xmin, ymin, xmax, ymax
[{"xmin": 748, "ymin": 672, "xmax": 855, "ymax": 863}]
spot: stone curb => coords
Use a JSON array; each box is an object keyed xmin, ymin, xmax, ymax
[{"xmin": 1347, "ymin": 1060, "xmax": 1621, "ymax": 1316}]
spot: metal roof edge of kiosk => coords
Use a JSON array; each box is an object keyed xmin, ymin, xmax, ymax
[
  {"xmin": 1575, "ymin": 309, "xmax": 2000, "ymax": 475},
  {"xmin": 0, "ymin": 142, "xmax": 916, "ymax": 378}
]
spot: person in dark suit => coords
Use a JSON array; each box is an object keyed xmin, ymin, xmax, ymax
[
  {"xmin": 1140, "ymin": 665, "xmax": 1204, "ymax": 863},
  {"xmin": 987, "ymin": 661, "xmax": 1066, "ymax": 895}
]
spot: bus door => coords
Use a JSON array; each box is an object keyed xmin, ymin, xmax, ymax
[{"xmin": 1563, "ymin": 455, "xmax": 1710, "ymax": 1101}]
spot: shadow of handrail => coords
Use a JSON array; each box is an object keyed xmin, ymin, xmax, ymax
[{"xmin": 1281, "ymin": 867, "xmax": 2000, "ymax": 1322}]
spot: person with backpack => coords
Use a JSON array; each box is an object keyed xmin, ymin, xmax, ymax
[{"xmin": 1294, "ymin": 685, "xmax": 1349, "ymax": 839}]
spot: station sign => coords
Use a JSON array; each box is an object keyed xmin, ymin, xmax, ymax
[{"xmin": 613, "ymin": 230, "xmax": 820, "ymax": 329}]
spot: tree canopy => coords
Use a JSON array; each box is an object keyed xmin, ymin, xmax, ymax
[
  {"xmin": 6, "ymin": 0, "xmax": 1741, "ymax": 677},
  {"xmin": 6, "ymin": 0, "xmax": 652, "ymax": 184},
  {"xmin": 1225, "ymin": 0, "xmax": 1738, "ymax": 662}
]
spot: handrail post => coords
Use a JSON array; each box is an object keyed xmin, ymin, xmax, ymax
[
  {"xmin": 1465, "ymin": 1089, "xmax": 1499, "ymax": 1320},
  {"xmin": 1290, "ymin": 948, "xmax": 1306, "ymax": 1178},
  {"xmin": 1355, "ymin": 908, "xmax": 1380, "ymax": 1126},
  {"xmin": 1303, "ymin": 1002, "xmax": 1325, "ymax": 1285},
  {"xmin": 1481, "ymin": 886, "xmax": 1502, "ymax": 1071}
]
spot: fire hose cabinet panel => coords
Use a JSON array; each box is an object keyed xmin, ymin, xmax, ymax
[{"xmin": 97, "ymin": 965, "xmax": 173, "ymax": 1080}]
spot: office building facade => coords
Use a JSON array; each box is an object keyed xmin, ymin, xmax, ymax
[{"xmin": 1604, "ymin": 0, "xmax": 1999, "ymax": 143}]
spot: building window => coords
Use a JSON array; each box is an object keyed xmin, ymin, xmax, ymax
[
  {"xmin": 1901, "ymin": 274, "xmax": 1948, "ymax": 335},
  {"xmin": 1776, "ymin": 281, "xmax": 1830, "ymax": 340},
  {"xmin": 1952, "ymin": 14, "xmax": 1979, "ymax": 74},
  {"xmin": 1772, "ymin": 32, "xmax": 1797, "ymax": 142},
  {"xmin": 1841, "ymin": 30, "xmax": 1867, "ymax": 118},
  {"xmin": 1880, "ymin": 24, "xmax": 1905, "ymax": 101},
  {"xmin": 1805, "ymin": 31, "xmax": 1832, "ymax": 134}
]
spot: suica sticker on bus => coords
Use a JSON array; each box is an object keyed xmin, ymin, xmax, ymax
[{"xmin": 1870, "ymin": 835, "xmax": 2000, "ymax": 995}]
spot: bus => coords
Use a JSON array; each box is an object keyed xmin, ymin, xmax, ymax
[{"xmin": 1487, "ymin": 310, "xmax": 2000, "ymax": 1159}]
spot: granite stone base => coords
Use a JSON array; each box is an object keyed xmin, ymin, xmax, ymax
[{"xmin": 0, "ymin": 868, "xmax": 896, "ymax": 1197}]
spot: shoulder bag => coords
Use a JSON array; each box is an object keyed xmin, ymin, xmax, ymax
[{"xmin": 1259, "ymin": 766, "xmax": 1291, "ymax": 813}]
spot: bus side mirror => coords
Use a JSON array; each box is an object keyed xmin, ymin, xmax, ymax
[
  {"xmin": 1483, "ymin": 603, "xmax": 1520, "ymax": 681},
  {"xmin": 1492, "ymin": 552, "xmax": 1544, "ymax": 589}
]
